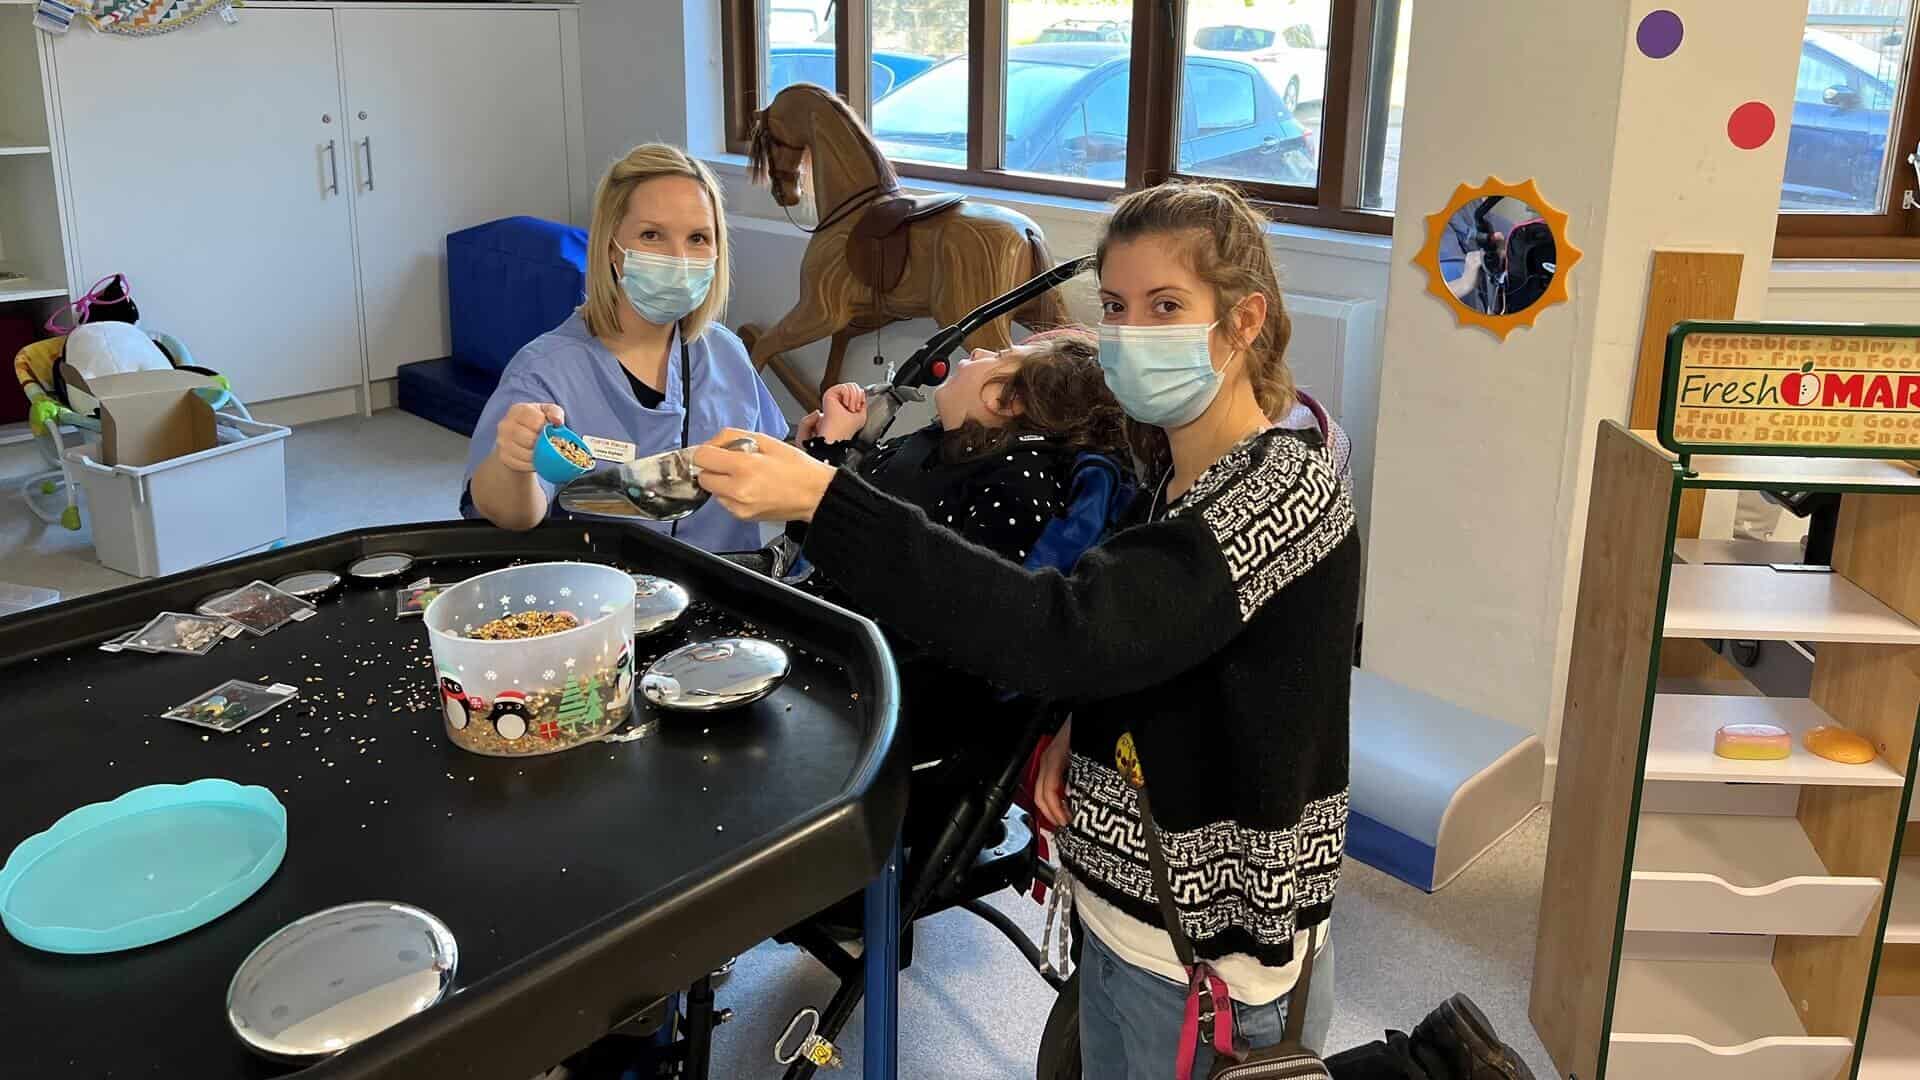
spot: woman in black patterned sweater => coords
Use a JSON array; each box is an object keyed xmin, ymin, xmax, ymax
[{"xmin": 695, "ymin": 183, "xmax": 1355, "ymax": 1078}]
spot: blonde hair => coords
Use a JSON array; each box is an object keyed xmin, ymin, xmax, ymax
[
  {"xmin": 1095, "ymin": 181, "xmax": 1296, "ymax": 478},
  {"xmin": 580, "ymin": 144, "xmax": 731, "ymax": 342}
]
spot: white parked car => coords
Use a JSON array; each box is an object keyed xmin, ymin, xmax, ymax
[{"xmin": 1191, "ymin": 22, "xmax": 1328, "ymax": 114}]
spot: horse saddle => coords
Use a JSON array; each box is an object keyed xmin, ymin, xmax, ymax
[{"xmin": 847, "ymin": 191, "xmax": 966, "ymax": 295}]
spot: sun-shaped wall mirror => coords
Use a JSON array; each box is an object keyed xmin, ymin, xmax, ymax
[{"xmin": 1414, "ymin": 177, "xmax": 1581, "ymax": 341}]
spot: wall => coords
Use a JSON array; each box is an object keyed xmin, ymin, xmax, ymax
[
  {"xmin": 577, "ymin": 0, "xmax": 691, "ymax": 172},
  {"xmin": 1361, "ymin": 0, "xmax": 1635, "ymax": 768},
  {"xmin": 1541, "ymin": 0, "xmax": 1810, "ymax": 785}
]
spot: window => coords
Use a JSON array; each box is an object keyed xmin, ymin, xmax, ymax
[
  {"xmin": 1358, "ymin": 0, "xmax": 1413, "ymax": 210},
  {"xmin": 730, "ymin": 1, "xmax": 1919, "ymax": 249},
  {"xmin": 1795, "ymin": 47, "xmax": 1860, "ymax": 103},
  {"xmin": 1777, "ymin": 0, "xmax": 1920, "ymax": 256},
  {"xmin": 754, "ymin": 1, "xmax": 839, "ymax": 108},
  {"xmin": 727, "ymin": 0, "xmax": 1409, "ymax": 230},
  {"xmin": 1186, "ymin": 65, "xmax": 1259, "ymax": 137},
  {"xmin": 1084, "ymin": 72, "xmax": 1129, "ymax": 139}
]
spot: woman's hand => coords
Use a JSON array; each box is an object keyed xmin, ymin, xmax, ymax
[
  {"xmin": 1035, "ymin": 718, "xmax": 1072, "ymax": 830},
  {"xmin": 817, "ymin": 383, "xmax": 868, "ymax": 442},
  {"xmin": 492, "ymin": 402, "xmax": 566, "ymax": 474},
  {"xmin": 794, "ymin": 409, "xmax": 824, "ymax": 443},
  {"xmin": 693, "ymin": 428, "xmax": 837, "ymax": 522}
]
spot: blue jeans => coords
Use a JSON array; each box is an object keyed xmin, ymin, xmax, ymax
[{"xmin": 1079, "ymin": 928, "xmax": 1335, "ymax": 1080}]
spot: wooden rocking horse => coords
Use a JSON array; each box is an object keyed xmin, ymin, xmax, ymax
[{"xmin": 742, "ymin": 83, "xmax": 1067, "ymax": 411}]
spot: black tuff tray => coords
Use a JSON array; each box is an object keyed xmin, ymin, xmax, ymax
[{"xmin": 0, "ymin": 521, "xmax": 903, "ymax": 1079}]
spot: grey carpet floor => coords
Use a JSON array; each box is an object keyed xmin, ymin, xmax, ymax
[
  {"xmin": 712, "ymin": 811, "xmax": 1556, "ymax": 1078},
  {"xmin": 0, "ymin": 409, "xmax": 1558, "ymax": 1078}
]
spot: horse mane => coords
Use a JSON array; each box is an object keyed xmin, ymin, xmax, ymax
[{"xmin": 747, "ymin": 83, "xmax": 898, "ymax": 191}]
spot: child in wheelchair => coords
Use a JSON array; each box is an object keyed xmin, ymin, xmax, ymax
[{"xmin": 786, "ymin": 327, "xmax": 1131, "ymax": 842}]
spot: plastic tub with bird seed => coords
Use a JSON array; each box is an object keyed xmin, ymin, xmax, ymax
[{"xmin": 424, "ymin": 562, "xmax": 636, "ymax": 756}]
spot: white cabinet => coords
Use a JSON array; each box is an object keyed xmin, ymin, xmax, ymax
[
  {"xmin": 45, "ymin": 4, "xmax": 583, "ymax": 404},
  {"xmin": 50, "ymin": 9, "xmax": 362, "ymax": 403},
  {"xmin": 339, "ymin": 7, "xmax": 573, "ymax": 382}
]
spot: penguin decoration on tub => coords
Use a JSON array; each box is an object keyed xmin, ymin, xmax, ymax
[
  {"xmin": 440, "ymin": 671, "xmax": 471, "ymax": 730},
  {"xmin": 489, "ymin": 690, "xmax": 532, "ymax": 741},
  {"xmin": 612, "ymin": 642, "xmax": 634, "ymax": 708}
]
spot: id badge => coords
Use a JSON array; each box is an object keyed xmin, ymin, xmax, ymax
[{"xmin": 583, "ymin": 436, "xmax": 636, "ymax": 463}]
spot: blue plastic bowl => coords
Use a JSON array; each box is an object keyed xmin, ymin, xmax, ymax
[
  {"xmin": 532, "ymin": 424, "xmax": 595, "ymax": 486},
  {"xmin": 0, "ymin": 778, "xmax": 287, "ymax": 954}
]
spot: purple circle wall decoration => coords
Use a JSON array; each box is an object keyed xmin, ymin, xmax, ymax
[{"xmin": 1636, "ymin": 10, "xmax": 1684, "ymax": 59}]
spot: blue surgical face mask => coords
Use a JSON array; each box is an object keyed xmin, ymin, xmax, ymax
[
  {"xmin": 1097, "ymin": 321, "xmax": 1236, "ymax": 428},
  {"xmin": 616, "ymin": 245, "xmax": 716, "ymax": 326}
]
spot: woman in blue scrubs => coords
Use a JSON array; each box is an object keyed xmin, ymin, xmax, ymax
[{"xmin": 464, "ymin": 143, "xmax": 788, "ymax": 551}]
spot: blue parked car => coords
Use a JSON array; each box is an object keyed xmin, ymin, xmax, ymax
[
  {"xmin": 767, "ymin": 45, "xmax": 936, "ymax": 103},
  {"xmin": 1785, "ymin": 30, "xmax": 1903, "ymax": 210},
  {"xmin": 870, "ymin": 42, "xmax": 1312, "ymax": 185}
]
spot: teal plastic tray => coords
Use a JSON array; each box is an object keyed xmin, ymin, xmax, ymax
[{"xmin": 0, "ymin": 779, "xmax": 286, "ymax": 954}]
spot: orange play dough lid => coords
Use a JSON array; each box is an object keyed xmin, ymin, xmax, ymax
[{"xmin": 1804, "ymin": 725, "xmax": 1876, "ymax": 765}]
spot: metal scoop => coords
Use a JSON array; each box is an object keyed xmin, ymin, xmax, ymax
[{"xmin": 557, "ymin": 437, "xmax": 758, "ymax": 522}]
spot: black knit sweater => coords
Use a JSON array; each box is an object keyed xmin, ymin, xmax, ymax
[{"xmin": 802, "ymin": 426, "xmax": 1358, "ymax": 968}]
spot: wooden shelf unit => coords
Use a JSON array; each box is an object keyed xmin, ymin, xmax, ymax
[
  {"xmin": 0, "ymin": 7, "xmax": 68, "ymax": 306},
  {"xmin": 1532, "ymin": 423, "xmax": 1920, "ymax": 1080},
  {"xmin": 1862, "ymin": 996, "xmax": 1920, "ymax": 1078},
  {"xmin": 1611, "ymin": 955, "xmax": 1855, "ymax": 1080}
]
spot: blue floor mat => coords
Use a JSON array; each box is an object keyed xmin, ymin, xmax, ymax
[{"xmin": 396, "ymin": 357, "xmax": 501, "ymax": 438}]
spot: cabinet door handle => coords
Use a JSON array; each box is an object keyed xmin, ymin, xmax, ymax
[
  {"xmin": 325, "ymin": 139, "xmax": 339, "ymax": 196},
  {"xmin": 361, "ymin": 136, "xmax": 375, "ymax": 192}
]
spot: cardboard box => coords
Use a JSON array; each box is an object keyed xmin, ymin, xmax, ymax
[{"xmin": 59, "ymin": 364, "xmax": 219, "ymax": 467}]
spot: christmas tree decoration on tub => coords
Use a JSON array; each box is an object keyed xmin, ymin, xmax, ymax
[{"xmin": 554, "ymin": 675, "xmax": 606, "ymax": 738}]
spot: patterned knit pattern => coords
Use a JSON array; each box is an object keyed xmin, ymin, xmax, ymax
[
  {"xmin": 1060, "ymin": 428, "xmax": 1356, "ymax": 968},
  {"xmin": 1172, "ymin": 426, "xmax": 1355, "ymax": 621},
  {"xmin": 1059, "ymin": 755, "xmax": 1348, "ymax": 956}
]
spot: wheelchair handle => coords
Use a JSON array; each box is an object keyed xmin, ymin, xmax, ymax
[
  {"xmin": 887, "ymin": 253, "xmax": 1095, "ymax": 394},
  {"xmin": 851, "ymin": 254, "xmax": 1095, "ymax": 458}
]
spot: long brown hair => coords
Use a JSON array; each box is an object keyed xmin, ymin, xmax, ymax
[
  {"xmin": 1094, "ymin": 182, "xmax": 1296, "ymax": 478},
  {"xmin": 940, "ymin": 333, "xmax": 1128, "ymax": 465}
]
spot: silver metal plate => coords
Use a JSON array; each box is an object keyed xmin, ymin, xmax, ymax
[
  {"xmin": 630, "ymin": 574, "xmax": 691, "ymax": 637},
  {"xmin": 274, "ymin": 570, "xmax": 343, "ymax": 599},
  {"xmin": 641, "ymin": 637, "xmax": 790, "ymax": 712},
  {"xmin": 347, "ymin": 553, "xmax": 415, "ymax": 581},
  {"xmin": 227, "ymin": 901, "xmax": 457, "ymax": 1063}
]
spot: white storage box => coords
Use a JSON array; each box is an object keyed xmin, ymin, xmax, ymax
[{"xmin": 65, "ymin": 416, "xmax": 291, "ymax": 578}]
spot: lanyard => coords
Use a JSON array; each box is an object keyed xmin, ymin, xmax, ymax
[{"xmin": 670, "ymin": 338, "xmax": 691, "ymax": 540}]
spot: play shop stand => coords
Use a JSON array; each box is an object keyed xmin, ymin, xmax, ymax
[{"xmin": 1532, "ymin": 320, "xmax": 1920, "ymax": 1080}]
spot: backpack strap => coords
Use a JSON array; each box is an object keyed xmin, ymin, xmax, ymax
[{"xmin": 1138, "ymin": 786, "xmax": 1317, "ymax": 1079}]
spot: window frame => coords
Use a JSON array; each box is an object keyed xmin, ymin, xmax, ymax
[
  {"xmin": 728, "ymin": 3, "xmax": 1920, "ymax": 254},
  {"xmin": 1773, "ymin": 11, "xmax": 1920, "ymax": 259},
  {"xmin": 719, "ymin": 0, "xmax": 1395, "ymax": 238}
]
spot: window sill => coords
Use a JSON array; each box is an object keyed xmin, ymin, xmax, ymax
[
  {"xmin": 707, "ymin": 152, "xmax": 1920, "ymax": 288},
  {"xmin": 1769, "ymin": 259, "xmax": 1920, "ymax": 291},
  {"xmin": 701, "ymin": 152, "xmax": 1395, "ymax": 266}
]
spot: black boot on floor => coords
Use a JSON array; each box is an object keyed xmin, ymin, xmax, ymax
[
  {"xmin": 1322, "ymin": 1030, "xmax": 1425, "ymax": 1079},
  {"xmin": 1409, "ymin": 994, "xmax": 1536, "ymax": 1080}
]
